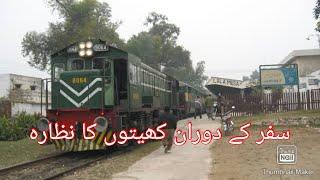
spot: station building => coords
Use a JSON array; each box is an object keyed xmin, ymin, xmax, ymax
[
  {"xmin": 280, "ymin": 49, "xmax": 320, "ymax": 91},
  {"xmin": 205, "ymin": 76, "xmax": 257, "ymax": 95}
]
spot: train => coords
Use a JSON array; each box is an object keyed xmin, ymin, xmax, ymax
[{"xmin": 38, "ymin": 39, "xmax": 206, "ymax": 151}]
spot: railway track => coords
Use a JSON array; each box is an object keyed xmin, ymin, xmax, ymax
[{"xmin": 0, "ymin": 146, "xmax": 134, "ymax": 180}]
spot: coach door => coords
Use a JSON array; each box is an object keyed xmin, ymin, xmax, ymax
[{"xmin": 103, "ymin": 59, "xmax": 114, "ymax": 106}]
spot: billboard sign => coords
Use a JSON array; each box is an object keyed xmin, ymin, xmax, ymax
[{"xmin": 260, "ymin": 65, "xmax": 298, "ymax": 87}]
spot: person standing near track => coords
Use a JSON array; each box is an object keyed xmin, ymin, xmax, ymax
[
  {"xmin": 194, "ymin": 96, "xmax": 203, "ymax": 119},
  {"xmin": 159, "ymin": 106, "xmax": 177, "ymax": 153},
  {"xmin": 205, "ymin": 94, "xmax": 214, "ymax": 120},
  {"xmin": 217, "ymin": 93, "xmax": 226, "ymax": 117}
]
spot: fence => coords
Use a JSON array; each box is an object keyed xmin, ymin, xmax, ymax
[{"xmin": 224, "ymin": 89, "xmax": 320, "ymax": 116}]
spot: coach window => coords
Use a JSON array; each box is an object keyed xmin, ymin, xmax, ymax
[
  {"xmin": 129, "ymin": 63, "xmax": 139, "ymax": 84},
  {"xmin": 70, "ymin": 59, "xmax": 84, "ymax": 70},
  {"xmin": 53, "ymin": 63, "xmax": 64, "ymax": 80},
  {"xmin": 92, "ymin": 58, "xmax": 104, "ymax": 69},
  {"xmin": 135, "ymin": 66, "xmax": 140, "ymax": 84}
]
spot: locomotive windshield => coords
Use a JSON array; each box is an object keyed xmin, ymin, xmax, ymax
[
  {"xmin": 70, "ymin": 59, "xmax": 84, "ymax": 70},
  {"xmin": 93, "ymin": 58, "xmax": 103, "ymax": 69},
  {"xmin": 93, "ymin": 58, "xmax": 111, "ymax": 76}
]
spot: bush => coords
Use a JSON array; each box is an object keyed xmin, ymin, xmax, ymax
[{"xmin": 0, "ymin": 112, "xmax": 39, "ymax": 141}]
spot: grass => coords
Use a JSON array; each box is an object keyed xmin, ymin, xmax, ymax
[
  {"xmin": 0, "ymin": 138, "xmax": 56, "ymax": 168},
  {"xmin": 233, "ymin": 109, "xmax": 320, "ymax": 125}
]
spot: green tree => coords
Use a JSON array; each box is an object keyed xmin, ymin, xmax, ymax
[
  {"xmin": 22, "ymin": 0, "xmax": 124, "ymax": 71},
  {"xmin": 242, "ymin": 76, "xmax": 250, "ymax": 81},
  {"xmin": 250, "ymin": 69, "xmax": 260, "ymax": 80},
  {"xmin": 143, "ymin": 12, "xmax": 181, "ymax": 68},
  {"xmin": 126, "ymin": 32, "xmax": 162, "ymax": 69},
  {"xmin": 242, "ymin": 69, "xmax": 259, "ymax": 81},
  {"xmin": 127, "ymin": 12, "xmax": 207, "ymax": 88},
  {"xmin": 314, "ymin": 0, "xmax": 320, "ymax": 31},
  {"xmin": 191, "ymin": 61, "xmax": 208, "ymax": 88}
]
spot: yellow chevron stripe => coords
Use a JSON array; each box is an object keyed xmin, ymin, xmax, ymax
[
  {"xmin": 70, "ymin": 138, "xmax": 75, "ymax": 151},
  {"xmin": 66, "ymin": 140, "xmax": 70, "ymax": 151},
  {"xmin": 105, "ymin": 130, "xmax": 113, "ymax": 143},
  {"xmin": 62, "ymin": 140, "xmax": 67, "ymax": 151},
  {"xmin": 51, "ymin": 139, "xmax": 58, "ymax": 149},
  {"xmin": 84, "ymin": 131, "xmax": 95, "ymax": 151},
  {"xmin": 96, "ymin": 130, "xmax": 107, "ymax": 147},
  {"xmin": 103, "ymin": 130, "xmax": 114, "ymax": 150},
  {"xmin": 74, "ymin": 139, "xmax": 79, "ymax": 151},
  {"xmin": 90, "ymin": 132, "xmax": 100, "ymax": 150},
  {"xmin": 50, "ymin": 132, "xmax": 61, "ymax": 150},
  {"xmin": 78, "ymin": 139, "xmax": 83, "ymax": 151}
]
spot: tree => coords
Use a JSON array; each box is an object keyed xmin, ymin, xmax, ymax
[
  {"xmin": 314, "ymin": 0, "xmax": 320, "ymax": 31},
  {"xmin": 143, "ymin": 12, "xmax": 181, "ymax": 68},
  {"xmin": 145, "ymin": 12, "xmax": 180, "ymax": 45},
  {"xmin": 127, "ymin": 12, "xmax": 207, "ymax": 88},
  {"xmin": 22, "ymin": 0, "xmax": 124, "ymax": 71},
  {"xmin": 242, "ymin": 69, "xmax": 259, "ymax": 81},
  {"xmin": 242, "ymin": 76, "xmax": 250, "ymax": 81},
  {"xmin": 191, "ymin": 61, "xmax": 208, "ymax": 88},
  {"xmin": 250, "ymin": 69, "xmax": 260, "ymax": 80},
  {"xmin": 126, "ymin": 32, "xmax": 162, "ymax": 69}
]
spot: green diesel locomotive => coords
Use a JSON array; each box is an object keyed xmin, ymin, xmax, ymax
[{"xmin": 39, "ymin": 39, "xmax": 205, "ymax": 151}]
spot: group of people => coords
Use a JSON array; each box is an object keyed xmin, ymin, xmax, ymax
[
  {"xmin": 159, "ymin": 93, "xmax": 225, "ymax": 154},
  {"xmin": 193, "ymin": 93, "xmax": 225, "ymax": 120}
]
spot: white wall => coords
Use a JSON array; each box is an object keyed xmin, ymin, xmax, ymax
[
  {"xmin": 0, "ymin": 74, "xmax": 10, "ymax": 98},
  {"xmin": 11, "ymin": 103, "xmax": 50, "ymax": 116}
]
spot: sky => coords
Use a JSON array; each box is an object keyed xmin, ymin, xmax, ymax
[{"xmin": 0, "ymin": 0, "xmax": 318, "ymax": 80}]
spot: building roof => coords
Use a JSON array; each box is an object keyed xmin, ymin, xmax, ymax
[
  {"xmin": 206, "ymin": 76, "xmax": 256, "ymax": 89},
  {"xmin": 280, "ymin": 49, "xmax": 320, "ymax": 65},
  {"xmin": 0, "ymin": 73, "xmax": 42, "ymax": 80}
]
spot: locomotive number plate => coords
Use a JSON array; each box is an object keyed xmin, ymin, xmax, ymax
[{"xmin": 72, "ymin": 77, "xmax": 87, "ymax": 84}]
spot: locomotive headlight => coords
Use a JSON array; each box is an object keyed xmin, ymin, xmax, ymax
[
  {"xmin": 79, "ymin": 50, "xmax": 86, "ymax": 57},
  {"xmin": 86, "ymin": 49, "xmax": 93, "ymax": 56},
  {"xmin": 79, "ymin": 42, "xmax": 85, "ymax": 49},
  {"xmin": 94, "ymin": 116, "xmax": 108, "ymax": 132},
  {"xmin": 37, "ymin": 117, "xmax": 49, "ymax": 132},
  {"xmin": 85, "ymin": 41, "xmax": 93, "ymax": 48}
]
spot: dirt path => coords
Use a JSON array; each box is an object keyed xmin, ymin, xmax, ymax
[
  {"xmin": 112, "ymin": 116, "xmax": 220, "ymax": 180},
  {"xmin": 210, "ymin": 126, "xmax": 320, "ymax": 180}
]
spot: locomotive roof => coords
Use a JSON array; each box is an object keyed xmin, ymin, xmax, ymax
[
  {"xmin": 50, "ymin": 39, "xmax": 126, "ymax": 58},
  {"xmin": 50, "ymin": 39, "xmax": 205, "ymax": 94}
]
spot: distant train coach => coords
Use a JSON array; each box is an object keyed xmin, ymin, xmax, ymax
[{"xmin": 38, "ymin": 39, "xmax": 206, "ymax": 151}]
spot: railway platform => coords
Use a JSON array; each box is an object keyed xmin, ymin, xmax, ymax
[{"xmin": 112, "ymin": 115, "xmax": 220, "ymax": 180}]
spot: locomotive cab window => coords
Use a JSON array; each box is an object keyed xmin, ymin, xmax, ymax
[
  {"xmin": 70, "ymin": 59, "xmax": 84, "ymax": 70},
  {"xmin": 53, "ymin": 63, "xmax": 64, "ymax": 80},
  {"xmin": 92, "ymin": 58, "xmax": 111, "ymax": 75},
  {"xmin": 92, "ymin": 58, "xmax": 104, "ymax": 69}
]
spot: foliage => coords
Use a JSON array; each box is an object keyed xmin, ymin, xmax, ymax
[
  {"xmin": 22, "ymin": 2, "xmax": 207, "ymax": 88},
  {"xmin": 0, "ymin": 112, "xmax": 39, "ymax": 141},
  {"xmin": 242, "ymin": 76, "xmax": 250, "ymax": 81},
  {"xmin": 314, "ymin": 0, "xmax": 320, "ymax": 31},
  {"xmin": 127, "ymin": 12, "xmax": 207, "ymax": 88},
  {"xmin": 242, "ymin": 69, "xmax": 259, "ymax": 82},
  {"xmin": 126, "ymin": 32, "xmax": 162, "ymax": 69},
  {"xmin": 191, "ymin": 61, "xmax": 208, "ymax": 88},
  {"xmin": 22, "ymin": 0, "xmax": 124, "ymax": 71}
]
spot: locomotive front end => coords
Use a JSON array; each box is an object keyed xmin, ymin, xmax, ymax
[{"xmin": 37, "ymin": 40, "xmax": 117, "ymax": 151}]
